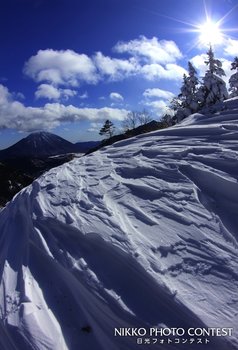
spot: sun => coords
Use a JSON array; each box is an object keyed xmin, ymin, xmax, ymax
[
  {"xmin": 198, "ymin": 20, "xmax": 224, "ymax": 46},
  {"xmin": 149, "ymin": 1, "xmax": 238, "ymax": 52}
]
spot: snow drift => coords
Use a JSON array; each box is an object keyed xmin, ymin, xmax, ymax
[{"xmin": 1, "ymin": 98, "xmax": 238, "ymax": 350}]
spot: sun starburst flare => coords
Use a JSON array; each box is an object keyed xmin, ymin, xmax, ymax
[
  {"xmin": 197, "ymin": 20, "xmax": 224, "ymax": 46},
  {"xmin": 151, "ymin": 2, "xmax": 238, "ymax": 52}
]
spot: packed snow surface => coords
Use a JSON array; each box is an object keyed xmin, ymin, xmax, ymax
[{"xmin": 1, "ymin": 98, "xmax": 238, "ymax": 350}]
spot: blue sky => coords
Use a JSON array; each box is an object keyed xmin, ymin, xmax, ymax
[{"xmin": 0, "ymin": 0, "xmax": 238, "ymax": 148}]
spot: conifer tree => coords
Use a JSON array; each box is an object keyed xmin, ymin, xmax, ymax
[
  {"xmin": 229, "ymin": 57, "xmax": 238, "ymax": 97},
  {"xmin": 198, "ymin": 46, "xmax": 228, "ymax": 107},
  {"xmin": 179, "ymin": 62, "xmax": 199, "ymax": 112},
  {"xmin": 173, "ymin": 62, "xmax": 199, "ymax": 122},
  {"xmin": 99, "ymin": 120, "xmax": 115, "ymax": 138}
]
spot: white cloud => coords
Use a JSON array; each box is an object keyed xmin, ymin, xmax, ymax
[
  {"xmin": 142, "ymin": 87, "xmax": 173, "ymax": 117},
  {"xmin": 144, "ymin": 99, "xmax": 169, "ymax": 116},
  {"xmin": 79, "ymin": 91, "xmax": 88, "ymax": 99},
  {"xmin": 109, "ymin": 92, "xmax": 124, "ymax": 102},
  {"xmin": 143, "ymin": 88, "xmax": 174, "ymax": 100},
  {"xmin": 0, "ymin": 84, "xmax": 128, "ymax": 132},
  {"xmin": 62, "ymin": 89, "xmax": 77, "ymax": 99},
  {"xmin": 114, "ymin": 35, "xmax": 182, "ymax": 64},
  {"xmin": 24, "ymin": 49, "xmax": 99, "ymax": 86},
  {"xmin": 93, "ymin": 51, "xmax": 138, "ymax": 81},
  {"xmin": 14, "ymin": 92, "xmax": 25, "ymax": 100},
  {"xmin": 35, "ymin": 84, "xmax": 77, "ymax": 101},
  {"xmin": 23, "ymin": 37, "xmax": 186, "ymax": 91},
  {"xmin": 35, "ymin": 84, "xmax": 60, "ymax": 100},
  {"xmin": 0, "ymin": 84, "xmax": 11, "ymax": 105},
  {"xmin": 140, "ymin": 63, "xmax": 187, "ymax": 81},
  {"xmin": 87, "ymin": 122, "xmax": 102, "ymax": 132},
  {"xmin": 220, "ymin": 58, "xmax": 234, "ymax": 84},
  {"xmin": 93, "ymin": 41, "xmax": 185, "ymax": 82},
  {"xmin": 94, "ymin": 51, "xmax": 185, "ymax": 82},
  {"xmin": 224, "ymin": 38, "xmax": 238, "ymax": 57},
  {"xmin": 190, "ymin": 54, "xmax": 207, "ymax": 78}
]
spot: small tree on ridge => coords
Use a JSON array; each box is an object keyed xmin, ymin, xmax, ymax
[{"xmin": 99, "ymin": 120, "xmax": 115, "ymax": 138}]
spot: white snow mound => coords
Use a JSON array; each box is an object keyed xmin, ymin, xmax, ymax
[{"xmin": 1, "ymin": 98, "xmax": 238, "ymax": 349}]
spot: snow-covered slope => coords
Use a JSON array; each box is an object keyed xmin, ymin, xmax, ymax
[{"xmin": 1, "ymin": 98, "xmax": 238, "ymax": 350}]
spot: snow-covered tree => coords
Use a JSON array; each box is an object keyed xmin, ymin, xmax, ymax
[
  {"xmin": 198, "ymin": 46, "xmax": 228, "ymax": 107},
  {"xmin": 180, "ymin": 62, "xmax": 199, "ymax": 108},
  {"xmin": 167, "ymin": 96, "xmax": 187, "ymax": 124},
  {"xmin": 169, "ymin": 96, "xmax": 182, "ymax": 112},
  {"xmin": 173, "ymin": 62, "xmax": 199, "ymax": 122},
  {"xmin": 229, "ymin": 57, "xmax": 238, "ymax": 97},
  {"xmin": 99, "ymin": 120, "xmax": 115, "ymax": 138}
]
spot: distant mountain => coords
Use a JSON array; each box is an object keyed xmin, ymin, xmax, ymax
[
  {"xmin": 74, "ymin": 140, "xmax": 101, "ymax": 153},
  {"xmin": 0, "ymin": 131, "xmax": 76, "ymax": 159}
]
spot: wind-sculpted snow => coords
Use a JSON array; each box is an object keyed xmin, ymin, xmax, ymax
[{"xmin": 1, "ymin": 98, "xmax": 238, "ymax": 349}]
